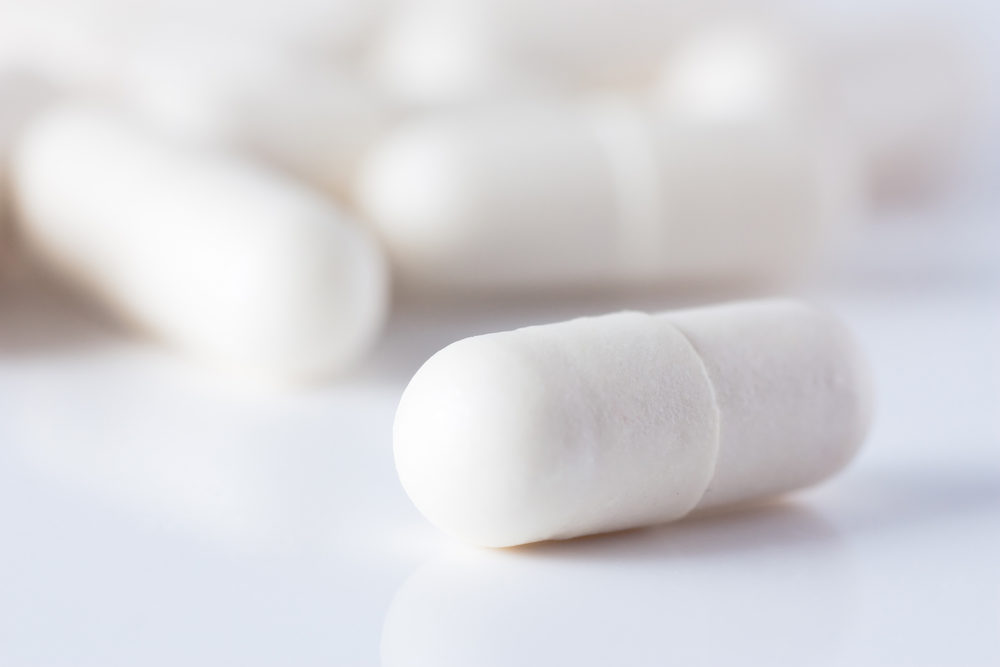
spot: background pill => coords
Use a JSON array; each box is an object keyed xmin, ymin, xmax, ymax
[
  {"xmin": 365, "ymin": 0, "xmax": 734, "ymax": 107},
  {"xmin": 394, "ymin": 299, "xmax": 873, "ymax": 546},
  {"xmin": 112, "ymin": 30, "xmax": 394, "ymax": 202},
  {"xmin": 653, "ymin": 16, "xmax": 976, "ymax": 204},
  {"xmin": 358, "ymin": 99, "xmax": 857, "ymax": 294},
  {"xmin": 11, "ymin": 106, "xmax": 389, "ymax": 383}
]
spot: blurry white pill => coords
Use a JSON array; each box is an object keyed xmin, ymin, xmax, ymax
[
  {"xmin": 358, "ymin": 99, "xmax": 857, "ymax": 294},
  {"xmin": 115, "ymin": 32, "xmax": 393, "ymax": 201},
  {"xmin": 0, "ymin": 0, "xmax": 126, "ymax": 93},
  {"xmin": 816, "ymin": 23, "xmax": 973, "ymax": 201},
  {"xmin": 655, "ymin": 17, "xmax": 973, "ymax": 202},
  {"xmin": 12, "ymin": 106, "xmax": 388, "ymax": 382},
  {"xmin": 0, "ymin": 0, "xmax": 391, "ymax": 94},
  {"xmin": 366, "ymin": 0, "xmax": 551, "ymax": 108},
  {"xmin": 174, "ymin": 0, "xmax": 393, "ymax": 63},
  {"xmin": 652, "ymin": 21, "xmax": 812, "ymax": 124},
  {"xmin": 395, "ymin": 299, "xmax": 872, "ymax": 546},
  {"xmin": 495, "ymin": 0, "xmax": 730, "ymax": 87},
  {"xmin": 366, "ymin": 0, "xmax": 731, "ymax": 106}
]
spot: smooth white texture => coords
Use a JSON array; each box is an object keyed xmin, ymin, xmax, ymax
[
  {"xmin": 0, "ymin": 204, "xmax": 995, "ymax": 665},
  {"xmin": 359, "ymin": 100, "xmax": 856, "ymax": 293},
  {"xmin": 0, "ymin": 0, "xmax": 391, "ymax": 89},
  {"xmin": 366, "ymin": 0, "xmax": 732, "ymax": 106},
  {"xmin": 394, "ymin": 299, "xmax": 872, "ymax": 546},
  {"xmin": 115, "ymin": 32, "xmax": 392, "ymax": 200},
  {"xmin": 360, "ymin": 102, "xmax": 620, "ymax": 291},
  {"xmin": 12, "ymin": 106, "xmax": 388, "ymax": 382},
  {"xmin": 654, "ymin": 22, "xmax": 808, "ymax": 123},
  {"xmin": 366, "ymin": 0, "xmax": 555, "ymax": 108},
  {"xmin": 655, "ymin": 17, "xmax": 974, "ymax": 201}
]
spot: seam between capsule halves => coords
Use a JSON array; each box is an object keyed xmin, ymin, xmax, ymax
[{"xmin": 664, "ymin": 320, "xmax": 723, "ymax": 516}]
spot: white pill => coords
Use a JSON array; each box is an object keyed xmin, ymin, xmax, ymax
[
  {"xmin": 652, "ymin": 21, "xmax": 814, "ymax": 125},
  {"xmin": 0, "ymin": 0, "xmax": 124, "ymax": 93},
  {"xmin": 367, "ymin": 0, "xmax": 728, "ymax": 105},
  {"xmin": 395, "ymin": 299, "xmax": 872, "ymax": 546},
  {"xmin": 359, "ymin": 100, "xmax": 857, "ymax": 294},
  {"xmin": 115, "ymin": 31, "xmax": 393, "ymax": 201},
  {"xmin": 654, "ymin": 18, "xmax": 973, "ymax": 202},
  {"xmin": 815, "ymin": 23, "xmax": 973, "ymax": 201},
  {"xmin": 495, "ymin": 0, "xmax": 729, "ymax": 88},
  {"xmin": 12, "ymin": 106, "xmax": 388, "ymax": 382}
]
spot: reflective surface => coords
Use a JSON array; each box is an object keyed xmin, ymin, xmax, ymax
[{"xmin": 0, "ymin": 203, "xmax": 998, "ymax": 666}]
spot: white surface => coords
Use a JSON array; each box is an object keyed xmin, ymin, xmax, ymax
[{"xmin": 0, "ymin": 193, "xmax": 997, "ymax": 665}]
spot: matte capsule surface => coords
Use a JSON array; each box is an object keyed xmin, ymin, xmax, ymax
[
  {"xmin": 12, "ymin": 106, "xmax": 388, "ymax": 382},
  {"xmin": 394, "ymin": 299, "xmax": 872, "ymax": 546}
]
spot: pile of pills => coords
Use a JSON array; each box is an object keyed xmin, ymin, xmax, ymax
[{"xmin": 1, "ymin": 0, "xmax": 968, "ymax": 542}]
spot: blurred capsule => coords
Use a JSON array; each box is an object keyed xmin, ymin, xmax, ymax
[
  {"xmin": 651, "ymin": 22, "xmax": 813, "ymax": 124},
  {"xmin": 495, "ymin": 0, "xmax": 735, "ymax": 88},
  {"xmin": 814, "ymin": 22, "xmax": 974, "ymax": 202},
  {"xmin": 0, "ymin": 0, "xmax": 127, "ymax": 93},
  {"xmin": 654, "ymin": 16, "xmax": 974, "ymax": 203},
  {"xmin": 0, "ymin": 0, "xmax": 392, "ymax": 87},
  {"xmin": 366, "ymin": 0, "xmax": 732, "ymax": 107},
  {"xmin": 112, "ymin": 30, "xmax": 394, "ymax": 201},
  {"xmin": 12, "ymin": 106, "xmax": 388, "ymax": 383},
  {"xmin": 165, "ymin": 0, "xmax": 394, "ymax": 64},
  {"xmin": 357, "ymin": 98, "xmax": 858, "ymax": 295},
  {"xmin": 365, "ymin": 0, "xmax": 558, "ymax": 109}
]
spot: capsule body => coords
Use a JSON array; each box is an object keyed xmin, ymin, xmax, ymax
[
  {"xmin": 359, "ymin": 100, "xmax": 856, "ymax": 294},
  {"xmin": 12, "ymin": 106, "xmax": 388, "ymax": 382},
  {"xmin": 394, "ymin": 299, "xmax": 872, "ymax": 546},
  {"xmin": 367, "ymin": 0, "xmax": 725, "ymax": 107},
  {"xmin": 115, "ymin": 33, "xmax": 392, "ymax": 201}
]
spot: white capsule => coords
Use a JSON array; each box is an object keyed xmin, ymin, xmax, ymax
[
  {"xmin": 816, "ymin": 22, "xmax": 974, "ymax": 201},
  {"xmin": 394, "ymin": 299, "xmax": 872, "ymax": 546},
  {"xmin": 114, "ymin": 31, "xmax": 393, "ymax": 201},
  {"xmin": 0, "ymin": 0, "xmax": 126, "ymax": 93},
  {"xmin": 366, "ymin": 0, "xmax": 547, "ymax": 108},
  {"xmin": 12, "ymin": 106, "xmax": 388, "ymax": 382},
  {"xmin": 652, "ymin": 21, "xmax": 814, "ymax": 125},
  {"xmin": 366, "ymin": 0, "xmax": 729, "ymax": 105},
  {"xmin": 495, "ymin": 0, "xmax": 728, "ymax": 88},
  {"xmin": 358, "ymin": 100, "xmax": 857, "ymax": 294},
  {"xmin": 653, "ymin": 17, "xmax": 974, "ymax": 202}
]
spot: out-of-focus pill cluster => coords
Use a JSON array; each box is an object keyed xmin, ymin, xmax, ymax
[{"xmin": 0, "ymin": 0, "xmax": 979, "ymax": 385}]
